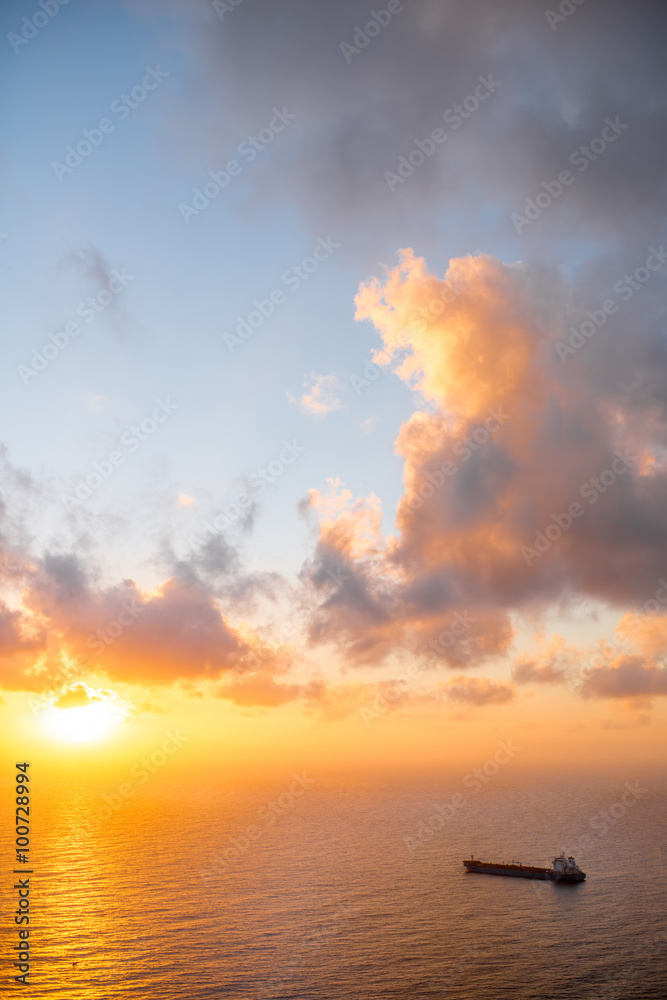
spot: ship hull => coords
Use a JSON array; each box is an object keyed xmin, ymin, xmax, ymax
[
  {"xmin": 463, "ymin": 862, "xmax": 585, "ymax": 882},
  {"xmin": 464, "ymin": 863, "xmax": 551, "ymax": 880}
]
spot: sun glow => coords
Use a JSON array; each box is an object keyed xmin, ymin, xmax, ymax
[
  {"xmin": 43, "ymin": 702, "xmax": 125, "ymax": 744},
  {"xmin": 41, "ymin": 685, "xmax": 129, "ymax": 744}
]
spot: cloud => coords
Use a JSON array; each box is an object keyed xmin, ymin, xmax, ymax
[
  {"xmin": 0, "ymin": 549, "xmax": 288, "ymax": 692},
  {"xmin": 0, "ymin": 444, "xmax": 48, "ymax": 522},
  {"xmin": 288, "ymin": 374, "xmax": 342, "ymax": 417},
  {"xmin": 51, "ymin": 681, "xmax": 129, "ymax": 714},
  {"xmin": 0, "ymin": 601, "xmax": 45, "ymax": 655},
  {"xmin": 178, "ymin": 494, "xmax": 196, "ymax": 508},
  {"xmin": 446, "ymin": 675, "xmax": 515, "ymax": 706},
  {"xmin": 60, "ymin": 246, "xmax": 137, "ymax": 340},
  {"xmin": 512, "ymin": 634, "xmax": 575, "ymax": 685},
  {"xmin": 600, "ymin": 714, "xmax": 651, "ymax": 730},
  {"xmin": 84, "ymin": 392, "xmax": 107, "ymax": 413},
  {"xmin": 215, "ymin": 665, "xmax": 324, "ymax": 708},
  {"xmin": 615, "ymin": 608, "xmax": 667, "ymax": 658},
  {"xmin": 0, "ymin": 443, "xmax": 293, "ymax": 697},
  {"xmin": 512, "ymin": 660, "xmax": 566, "ymax": 685},
  {"xmin": 63, "ymin": 246, "xmax": 115, "ymax": 291},
  {"xmin": 580, "ymin": 656, "xmax": 667, "ymax": 700},
  {"xmin": 510, "ymin": 620, "xmax": 667, "ymax": 706},
  {"xmin": 0, "ymin": 561, "xmax": 48, "ymax": 689},
  {"xmin": 159, "ymin": 0, "xmax": 667, "ymax": 268},
  {"xmin": 300, "ymin": 248, "xmax": 667, "ymax": 671}
]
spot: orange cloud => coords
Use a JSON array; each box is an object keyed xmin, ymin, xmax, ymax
[
  {"xmin": 215, "ymin": 665, "xmax": 325, "ymax": 708},
  {"xmin": 355, "ymin": 249, "xmax": 542, "ymax": 421},
  {"xmin": 445, "ymin": 675, "xmax": 515, "ymax": 706},
  {"xmin": 0, "ymin": 550, "xmax": 289, "ymax": 694},
  {"xmin": 616, "ymin": 609, "xmax": 667, "ymax": 657},
  {"xmin": 511, "ymin": 633, "xmax": 577, "ymax": 685},
  {"xmin": 302, "ymin": 249, "xmax": 667, "ymax": 694},
  {"xmin": 511, "ymin": 612, "xmax": 667, "ymax": 708}
]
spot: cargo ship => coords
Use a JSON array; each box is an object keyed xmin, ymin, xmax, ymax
[{"xmin": 463, "ymin": 852, "xmax": 586, "ymax": 883}]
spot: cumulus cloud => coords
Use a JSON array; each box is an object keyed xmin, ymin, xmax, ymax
[
  {"xmin": 0, "ymin": 544, "xmax": 289, "ymax": 693},
  {"xmin": 300, "ymin": 248, "xmax": 667, "ymax": 668}
]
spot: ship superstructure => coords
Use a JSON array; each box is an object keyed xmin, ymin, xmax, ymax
[{"xmin": 462, "ymin": 852, "xmax": 586, "ymax": 883}]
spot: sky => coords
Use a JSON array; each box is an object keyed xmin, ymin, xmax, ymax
[{"xmin": 1, "ymin": 0, "xmax": 667, "ymax": 778}]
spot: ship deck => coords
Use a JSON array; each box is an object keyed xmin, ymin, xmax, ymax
[{"xmin": 464, "ymin": 861, "xmax": 550, "ymax": 873}]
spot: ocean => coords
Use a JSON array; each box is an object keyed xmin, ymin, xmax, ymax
[{"xmin": 2, "ymin": 770, "xmax": 666, "ymax": 998}]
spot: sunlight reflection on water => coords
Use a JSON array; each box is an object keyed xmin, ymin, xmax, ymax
[{"xmin": 2, "ymin": 775, "xmax": 666, "ymax": 998}]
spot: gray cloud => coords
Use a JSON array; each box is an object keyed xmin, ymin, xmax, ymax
[
  {"xmin": 155, "ymin": 0, "xmax": 667, "ymax": 266},
  {"xmin": 580, "ymin": 655, "xmax": 667, "ymax": 700}
]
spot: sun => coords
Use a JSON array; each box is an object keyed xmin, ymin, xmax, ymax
[{"xmin": 40, "ymin": 684, "xmax": 129, "ymax": 745}]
